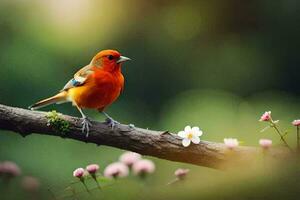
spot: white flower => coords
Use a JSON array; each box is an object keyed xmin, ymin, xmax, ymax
[
  {"xmin": 224, "ymin": 138, "xmax": 239, "ymax": 149},
  {"xmin": 178, "ymin": 126, "xmax": 202, "ymax": 147}
]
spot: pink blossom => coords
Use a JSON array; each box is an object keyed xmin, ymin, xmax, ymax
[
  {"xmin": 119, "ymin": 151, "xmax": 141, "ymax": 167},
  {"xmin": 21, "ymin": 176, "xmax": 40, "ymax": 192},
  {"xmin": 132, "ymin": 159, "xmax": 155, "ymax": 175},
  {"xmin": 73, "ymin": 168, "xmax": 85, "ymax": 178},
  {"xmin": 0, "ymin": 161, "xmax": 21, "ymax": 177},
  {"xmin": 259, "ymin": 139, "xmax": 272, "ymax": 149},
  {"xmin": 86, "ymin": 164, "xmax": 99, "ymax": 174},
  {"xmin": 224, "ymin": 138, "xmax": 239, "ymax": 149},
  {"xmin": 104, "ymin": 162, "xmax": 129, "ymax": 178},
  {"xmin": 292, "ymin": 119, "xmax": 300, "ymax": 126},
  {"xmin": 174, "ymin": 168, "xmax": 189, "ymax": 179},
  {"xmin": 259, "ymin": 111, "xmax": 271, "ymax": 122}
]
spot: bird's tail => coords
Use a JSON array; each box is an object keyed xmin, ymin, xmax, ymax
[{"xmin": 29, "ymin": 91, "xmax": 68, "ymax": 110}]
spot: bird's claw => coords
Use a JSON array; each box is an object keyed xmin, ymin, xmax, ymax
[
  {"xmin": 105, "ymin": 117, "xmax": 120, "ymax": 129},
  {"xmin": 82, "ymin": 117, "xmax": 92, "ymax": 137}
]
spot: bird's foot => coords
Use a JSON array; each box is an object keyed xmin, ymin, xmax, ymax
[
  {"xmin": 105, "ymin": 117, "xmax": 120, "ymax": 130},
  {"xmin": 82, "ymin": 117, "xmax": 92, "ymax": 137}
]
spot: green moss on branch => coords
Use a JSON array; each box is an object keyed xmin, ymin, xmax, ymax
[{"xmin": 46, "ymin": 110, "xmax": 70, "ymax": 135}]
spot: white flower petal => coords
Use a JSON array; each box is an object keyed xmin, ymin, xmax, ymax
[
  {"xmin": 182, "ymin": 138, "xmax": 191, "ymax": 147},
  {"xmin": 194, "ymin": 130, "xmax": 203, "ymax": 137},
  {"xmin": 191, "ymin": 127, "xmax": 199, "ymax": 132},
  {"xmin": 184, "ymin": 126, "xmax": 192, "ymax": 133},
  {"xmin": 178, "ymin": 131, "xmax": 187, "ymax": 138},
  {"xmin": 191, "ymin": 136, "xmax": 200, "ymax": 144}
]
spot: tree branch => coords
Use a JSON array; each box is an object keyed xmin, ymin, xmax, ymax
[{"xmin": 0, "ymin": 104, "xmax": 288, "ymax": 169}]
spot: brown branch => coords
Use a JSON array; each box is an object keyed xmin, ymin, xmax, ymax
[{"xmin": 0, "ymin": 104, "xmax": 288, "ymax": 169}]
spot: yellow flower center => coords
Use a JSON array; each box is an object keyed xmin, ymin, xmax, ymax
[{"xmin": 187, "ymin": 133, "xmax": 193, "ymax": 139}]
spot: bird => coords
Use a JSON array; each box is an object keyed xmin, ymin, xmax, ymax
[{"xmin": 29, "ymin": 49, "xmax": 131, "ymax": 137}]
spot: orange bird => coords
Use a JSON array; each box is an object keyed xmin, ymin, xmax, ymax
[{"xmin": 29, "ymin": 49, "xmax": 131, "ymax": 137}]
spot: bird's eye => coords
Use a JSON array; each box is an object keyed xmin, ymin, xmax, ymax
[{"xmin": 108, "ymin": 55, "xmax": 114, "ymax": 60}]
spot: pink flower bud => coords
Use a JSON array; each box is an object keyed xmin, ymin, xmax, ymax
[
  {"xmin": 119, "ymin": 152, "xmax": 141, "ymax": 167},
  {"xmin": 86, "ymin": 164, "xmax": 99, "ymax": 174},
  {"xmin": 104, "ymin": 162, "xmax": 129, "ymax": 178},
  {"xmin": 0, "ymin": 161, "xmax": 21, "ymax": 177},
  {"xmin": 73, "ymin": 168, "xmax": 85, "ymax": 178},
  {"xmin": 174, "ymin": 168, "xmax": 189, "ymax": 179},
  {"xmin": 132, "ymin": 159, "xmax": 155, "ymax": 176},
  {"xmin": 292, "ymin": 119, "xmax": 300, "ymax": 126},
  {"xmin": 259, "ymin": 111, "xmax": 271, "ymax": 122},
  {"xmin": 259, "ymin": 139, "xmax": 272, "ymax": 149},
  {"xmin": 21, "ymin": 176, "xmax": 40, "ymax": 192},
  {"xmin": 224, "ymin": 138, "xmax": 239, "ymax": 149}
]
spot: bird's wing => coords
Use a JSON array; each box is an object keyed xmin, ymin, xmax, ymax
[{"xmin": 61, "ymin": 65, "xmax": 94, "ymax": 91}]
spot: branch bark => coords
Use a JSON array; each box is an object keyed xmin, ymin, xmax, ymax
[{"xmin": 0, "ymin": 104, "xmax": 288, "ymax": 169}]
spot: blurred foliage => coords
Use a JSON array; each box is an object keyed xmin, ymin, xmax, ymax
[{"xmin": 0, "ymin": 0, "xmax": 300, "ymax": 199}]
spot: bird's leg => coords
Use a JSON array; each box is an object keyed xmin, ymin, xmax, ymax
[
  {"xmin": 82, "ymin": 117, "xmax": 92, "ymax": 137},
  {"xmin": 76, "ymin": 105, "xmax": 92, "ymax": 137},
  {"xmin": 101, "ymin": 112, "xmax": 120, "ymax": 129}
]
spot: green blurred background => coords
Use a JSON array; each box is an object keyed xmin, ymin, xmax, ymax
[{"xmin": 0, "ymin": 0, "xmax": 300, "ymax": 199}]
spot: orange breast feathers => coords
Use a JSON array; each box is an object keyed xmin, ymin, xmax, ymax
[{"xmin": 68, "ymin": 66, "xmax": 124, "ymax": 111}]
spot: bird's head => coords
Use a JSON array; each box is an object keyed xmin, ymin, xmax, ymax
[{"xmin": 90, "ymin": 49, "xmax": 131, "ymax": 71}]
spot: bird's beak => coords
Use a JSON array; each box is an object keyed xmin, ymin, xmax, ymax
[{"xmin": 116, "ymin": 56, "xmax": 131, "ymax": 63}]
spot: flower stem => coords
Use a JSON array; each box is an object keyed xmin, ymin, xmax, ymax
[
  {"xmin": 166, "ymin": 178, "xmax": 179, "ymax": 186},
  {"xmin": 47, "ymin": 188, "xmax": 58, "ymax": 200},
  {"xmin": 69, "ymin": 186, "xmax": 79, "ymax": 200},
  {"xmin": 271, "ymin": 121, "xmax": 293, "ymax": 152},
  {"xmin": 262, "ymin": 149, "xmax": 266, "ymax": 168},
  {"xmin": 297, "ymin": 126, "xmax": 300, "ymax": 153},
  {"xmin": 92, "ymin": 175, "xmax": 101, "ymax": 189},
  {"xmin": 80, "ymin": 179, "xmax": 90, "ymax": 193}
]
